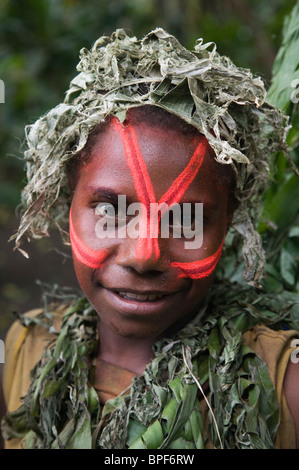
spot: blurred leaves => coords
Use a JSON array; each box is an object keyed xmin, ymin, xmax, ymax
[
  {"xmin": 267, "ymin": 1, "xmax": 299, "ymax": 111},
  {"xmin": 0, "ymin": 0, "xmax": 295, "ymax": 211},
  {"xmin": 260, "ymin": 0, "xmax": 299, "ymax": 295}
]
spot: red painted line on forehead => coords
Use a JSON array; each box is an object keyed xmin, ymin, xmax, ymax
[
  {"xmin": 112, "ymin": 117, "xmax": 156, "ymax": 211},
  {"xmin": 159, "ymin": 137, "xmax": 208, "ymax": 210},
  {"xmin": 171, "ymin": 238, "xmax": 224, "ymax": 279},
  {"xmin": 113, "ymin": 116, "xmax": 208, "ymax": 210},
  {"xmin": 69, "ymin": 208, "xmax": 109, "ymax": 269},
  {"xmin": 112, "ymin": 117, "xmax": 160, "ymax": 261}
]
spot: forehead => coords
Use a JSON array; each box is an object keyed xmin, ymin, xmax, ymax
[
  {"xmin": 75, "ymin": 116, "xmax": 229, "ymax": 205},
  {"xmin": 90, "ymin": 119, "xmax": 197, "ymax": 174}
]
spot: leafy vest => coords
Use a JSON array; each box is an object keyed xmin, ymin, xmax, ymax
[{"xmin": 2, "ymin": 282, "xmax": 299, "ymax": 449}]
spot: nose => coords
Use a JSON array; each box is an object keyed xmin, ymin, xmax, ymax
[{"xmin": 115, "ymin": 235, "xmax": 168, "ymax": 274}]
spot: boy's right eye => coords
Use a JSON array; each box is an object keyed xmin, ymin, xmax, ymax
[
  {"xmin": 95, "ymin": 202, "xmax": 116, "ymax": 217},
  {"xmin": 94, "ymin": 202, "xmax": 127, "ymax": 227}
]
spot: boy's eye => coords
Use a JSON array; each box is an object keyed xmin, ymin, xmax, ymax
[
  {"xmin": 170, "ymin": 212, "xmax": 194, "ymax": 228},
  {"xmin": 95, "ymin": 202, "xmax": 116, "ymax": 217},
  {"xmin": 94, "ymin": 201, "xmax": 127, "ymax": 227},
  {"xmin": 167, "ymin": 207, "xmax": 196, "ymax": 228},
  {"xmin": 164, "ymin": 203, "xmax": 204, "ymax": 239}
]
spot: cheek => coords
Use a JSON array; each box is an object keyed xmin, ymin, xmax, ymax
[
  {"xmin": 70, "ymin": 205, "xmax": 118, "ymax": 270},
  {"xmin": 171, "ymin": 237, "xmax": 225, "ymax": 280},
  {"xmin": 188, "ymin": 274, "xmax": 216, "ymax": 304},
  {"xmin": 173, "ymin": 275, "xmax": 216, "ymax": 320},
  {"xmin": 72, "ymin": 254, "xmax": 94, "ymax": 293}
]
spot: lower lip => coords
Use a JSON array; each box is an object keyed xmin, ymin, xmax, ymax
[{"xmin": 103, "ymin": 289, "xmax": 181, "ymax": 316}]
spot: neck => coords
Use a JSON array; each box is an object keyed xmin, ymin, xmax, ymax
[{"xmin": 97, "ymin": 320, "xmax": 155, "ymax": 375}]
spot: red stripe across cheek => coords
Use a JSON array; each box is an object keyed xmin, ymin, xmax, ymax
[
  {"xmin": 69, "ymin": 209, "xmax": 109, "ymax": 269},
  {"xmin": 171, "ymin": 238, "xmax": 225, "ymax": 279}
]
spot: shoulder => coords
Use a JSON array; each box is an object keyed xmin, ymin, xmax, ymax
[
  {"xmin": 2, "ymin": 303, "xmax": 68, "ymax": 413},
  {"xmin": 242, "ymin": 324, "xmax": 298, "ymax": 383},
  {"xmin": 283, "ymin": 347, "xmax": 299, "ymax": 448},
  {"xmin": 243, "ymin": 324, "xmax": 299, "ymax": 448}
]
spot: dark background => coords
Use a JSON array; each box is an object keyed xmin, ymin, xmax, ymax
[
  {"xmin": 0, "ymin": 0, "xmax": 296, "ymax": 331},
  {"xmin": 0, "ymin": 0, "xmax": 298, "ymax": 448}
]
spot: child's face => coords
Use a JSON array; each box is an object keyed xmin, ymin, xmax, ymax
[{"xmin": 70, "ymin": 117, "xmax": 231, "ymax": 340}]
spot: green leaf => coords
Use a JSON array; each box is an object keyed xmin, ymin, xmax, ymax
[
  {"xmin": 161, "ymin": 397, "xmax": 179, "ymax": 434},
  {"xmin": 51, "ymin": 419, "xmax": 76, "ymax": 449},
  {"xmin": 87, "ymin": 386, "xmax": 100, "ymax": 415},
  {"xmin": 280, "ymin": 247, "xmax": 297, "ymax": 285},
  {"xmin": 168, "ymin": 437, "xmax": 196, "ymax": 449},
  {"xmin": 289, "ymin": 226, "xmax": 299, "ymax": 238},
  {"xmin": 168, "ymin": 377, "xmax": 182, "ymax": 403},
  {"xmin": 41, "ymin": 380, "xmax": 63, "ymax": 399},
  {"xmin": 189, "ymin": 406, "xmax": 205, "ymax": 449},
  {"xmin": 126, "ymin": 420, "xmax": 147, "ymax": 447},
  {"xmin": 261, "ymin": 174, "xmax": 299, "ymax": 235},
  {"xmin": 65, "ymin": 413, "xmax": 92, "ymax": 449},
  {"xmin": 129, "ymin": 420, "xmax": 164, "ymax": 449},
  {"xmin": 161, "ymin": 383, "xmax": 198, "ymax": 448}
]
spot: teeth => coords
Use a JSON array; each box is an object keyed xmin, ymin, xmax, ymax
[{"xmin": 118, "ymin": 291, "xmax": 164, "ymax": 301}]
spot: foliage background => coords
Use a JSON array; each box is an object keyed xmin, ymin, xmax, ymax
[
  {"xmin": 0, "ymin": 0, "xmax": 298, "ymax": 448},
  {"xmin": 0, "ymin": 0, "xmax": 297, "ymax": 327}
]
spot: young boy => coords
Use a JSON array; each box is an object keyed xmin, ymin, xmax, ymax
[{"xmin": 2, "ymin": 29, "xmax": 299, "ymax": 449}]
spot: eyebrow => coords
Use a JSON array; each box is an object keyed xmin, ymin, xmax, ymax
[
  {"xmin": 85, "ymin": 185, "xmax": 218, "ymax": 211},
  {"xmin": 179, "ymin": 197, "xmax": 218, "ymax": 211},
  {"xmin": 84, "ymin": 185, "xmax": 131, "ymax": 205}
]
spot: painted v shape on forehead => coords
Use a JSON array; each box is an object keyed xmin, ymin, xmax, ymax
[
  {"xmin": 112, "ymin": 117, "xmax": 208, "ymax": 263},
  {"xmin": 112, "ymin": 117, "xmax": 208, "ymax": 212}
]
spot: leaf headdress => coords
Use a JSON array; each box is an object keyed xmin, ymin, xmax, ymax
[{"xmin": 14, "ymin": 28, "xmax": 289, "ymax": 285}]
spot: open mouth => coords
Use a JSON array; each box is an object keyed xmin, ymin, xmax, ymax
[
  {"xmin": 102, "ymin": 287, "xmax": 183, "ymax": 316},
  {"xmin": 116, "ymin": 291, "xmax": 166, "ymax": 302}
]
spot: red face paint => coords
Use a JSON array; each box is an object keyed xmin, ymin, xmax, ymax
[
  {"xmin": 112, "ymin": 117, "xmax": 208, "ymax": 264},
  {"xmin": 69, "ymin": 208, "xmax": 109, "ymax": 269},
  {"xmin": 70, "ymin": 116, "xmax": 225, "ymax": 280},
  {"xmin": 113, "ymin": 119, "xmax": 160, "ymax": 262},
  {"xmin": 171, "ymin": 237, "xmax": 224, "ymax": 279}
]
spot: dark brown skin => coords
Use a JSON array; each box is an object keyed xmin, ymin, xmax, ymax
[
  {"xmin": 70, "ymin": 118, "xmax": 230, "ymax": 374},
  {"xmin": 69, "ymin": 112, "xmax": 299, "ymax": 447}
]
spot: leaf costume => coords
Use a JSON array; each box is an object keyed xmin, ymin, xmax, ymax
[
  {"xmin": 2, "ymin": 282, "xmax": 299, "ymax": 449},
  {"xmin": 2, "ymin": 26, "xmax": 299, "ymax": 449}
]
